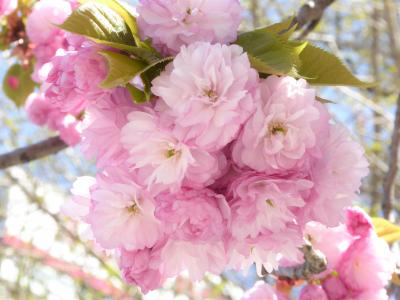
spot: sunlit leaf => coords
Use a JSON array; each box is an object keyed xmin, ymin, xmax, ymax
[
  {"xmin": 298, "ymin": 44, "xmax": 374, "ymax": 87},
  {"xmin": 372, "ymin": 217, "xmax": 400, "ymax": 243},
  {"xmin": 3, "ymin": 64, "xmax": 35, "ymax": 107}
]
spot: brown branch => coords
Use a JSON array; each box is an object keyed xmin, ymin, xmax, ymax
[
  {"xmin": 296, "ymin": 0, "xmax": 337, "ymax": 39},
  {"xmin": 0, "ymin": 136, "xmax": 67, "ymax": 170},
  {"xmin": 383, "ymin": 94, "xmax": 400, "ymax": 218},
  {"xmin": 263, "ymin": 242, "xmax": 327, "ymax": 280}
]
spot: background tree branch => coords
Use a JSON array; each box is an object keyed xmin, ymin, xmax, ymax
[
  {"xmin": 296, "ymin": 0, "xmax": 337, "ymax": 39},
  {"xmin": 0, "ymin": 136, "xmax": 67, "ymax": 170}
]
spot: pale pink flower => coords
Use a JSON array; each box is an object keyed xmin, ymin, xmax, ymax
[
  {"xmin": 229, "ymin": 226, "xmax": 304, "ymax": 274},
  {"xmin": 62, "ymin": 176, "xmax": 96, "ymax": 220},
  {"xmin": 87, "ymin": 171, "xmax": 162, "ymax": 251},
  {"xmin": 233, "ymin": 76, "xmax": 329, "ymax": 173},
  {"xmin": 0, "ymin": 0, "xmax": 17, "ymax": 17},
  {"xmin": 26, "ymin": 0, "xmax": 71, "ymax": 44},
  {"xmin": 299, "ymin": 285, "xmax": 328, "ymax": 300},
  {"xmin": 160, "ymin": 239, "xmax": 228, "ymax": 280},
  {"xmin": 228, "ymin": 172, "xmax": 311, "ymax": 239},
  {"xmin": 25, "ymin": 93, "xmax": 52, "ymax": 126},
  {"xmin": 137, "ymin": 0, "xmax": 243, "ymax": 54},
  {"xmin": 303, "ymin": 124, "xmax": 369, "ymax": 226},
  {"xmin": 80, "ymin": 88, "xmax": 138, "ymax": 168},
  {"xmin": 45, "ymin": 48, "xmax": 108, "ymax": 115},
  {"xmin": 59, "ymin": 115, "xmax": 81, "ymax": 146},
  {"xmin": 119, "ymin": 239, "xmax": 166, "ymax": 294},
  {"xmin": 121, "ymin": 110, "xmax": 223, "ymax": 190},
  {"xmin": 155, "ymin": 188, "xmax": 230, "ymax": 242},
  {"xmin": 152, "ymin": 42, "xmax": 258, "ymax": 151},
  {"xmin": 241, "ymin": 281, "xmax": 287, "ymax": 300}
]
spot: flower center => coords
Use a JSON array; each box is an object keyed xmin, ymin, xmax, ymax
[
  {"xmin": 126, "ymin": 202, "xmax": 140, "ymax": 215},
  {"xmin": 265, "ymin": 199, "xmax": 275, "ymax": 207},
  {"xmin": 203, "ymin": 89, "xmax": 219, "ymax": 103},
  {"xmin": 268, "ymin": 121, "xmax": 287, "ymax": 136},
  {"xmin": 166, "ymin": 148, "xmax": 177, "ymax": 158}
]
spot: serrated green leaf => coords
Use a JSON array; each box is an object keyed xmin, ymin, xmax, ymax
[
  {"xmin": 236, "ymin": 29, "xmax": 304, "ymax": 75},
  {"xmin": 59, "ymin": 2, "xmax": 135, "ymax": 48},
  {"xmin": 3, "ymin": 64, "xmax": 35, "ymax": 107},
  {"xmin": 372, "ymin": 217, "xmax": 400, "ymax": 244},
  {"xmin": 298, "ymin": 44, "xmax": 374, "ymax": 87},
  {"xmin": 98, "ymin": 50, "xmax": 147, "ymax": 88}
]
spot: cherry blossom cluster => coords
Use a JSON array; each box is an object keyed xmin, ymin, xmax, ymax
[
  {"xmin": 242, "ymin": 208, "xmax": 395, "ymax": 300},
  {"xmin": 20, "ymin": 0, "xmax": 378, "ymax": 295}
]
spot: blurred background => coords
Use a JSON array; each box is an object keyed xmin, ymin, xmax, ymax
[{"xmin": 0, "ymin": 0, "xmax": 400, "ymax": 299}]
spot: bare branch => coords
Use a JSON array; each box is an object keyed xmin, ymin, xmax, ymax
[
  {"xmin": 0, "ymin": 136, "xmax": 67, "ymax": 170},
  {"xmin": 296, "ymin": 0, "xmax": 337, "ymax": 39},
  {"xmin": 383, "ymin": 94, "xmax": 400, "ymax": 218}
]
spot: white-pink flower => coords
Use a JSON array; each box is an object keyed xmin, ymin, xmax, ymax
[
  {"xmin": 241, "ymin": 281, "xmax": 287, "ymax": 300},
  {"xmin": 80, "ymin": 88, "xmax": 138, "ymax": 168},
  {"xmin": 152, "ymin": 42, "xmax": 258, "ymax": 151},
  {"xmin": 137, "ymin": 0, "xmax": 243, "ymax": 54},
  {"xmin": 27, "ymin": 0, "xmax": 71, "ymax": 44},
  {"xmin": 233, "ymin": 76, "xmax": 330, "ymax": 173},
  {"xmin": 25, "ymin": 92, "xmax": 52, "ymax": 126},
  {"xmin": 45, "ymin": 48, "xmax": 108, "ymax": 115},
  {"xmin": 0, "ymin": 0, "xmax": 17, "ymax": 17},
  {"xmin": 121, "ymin": 110, "xmax": 224, "ymax": 190},
  {"xmin": 155, "ymin": 188, "xmax": 230, "ymax": 242},
  {"xmin": 87, "ymin": 170, "xmax": 162, "ymax": 251},
  {"xmin": 303, "ymin": 124, "xmax": 369, "ymax": 226},
  {"xmin": 228, "ymin": 172, "xmax": 311, "ymax": 239}
]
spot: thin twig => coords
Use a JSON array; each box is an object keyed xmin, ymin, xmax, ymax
[
  {"xmin": 296, "ymin": 0, "xmax": 337, "ymax": 39},
  {"xmin": 0, "ymin": 136, "xmax": 67, "ymax": 170},
  {"xmin": 383, "ymin": 94, "xmax": 400, "ymax": 218}
]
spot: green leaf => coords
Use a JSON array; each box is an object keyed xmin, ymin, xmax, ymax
[
  {"xmin": 298, "ymin": 44, "xmax": 374, "ymax": 87},
  {"xmin": 126, "ymin": 83, "xmax": 148, "ymax": 104},
  {"xmin": 372, "ymin": 217, "xmax": 400, "ymax": 244},
  {"xmin": 263, "ymin": 17, "xmax": 297, "ymax": 40},
  {"xmin": 236, "ymin": 29, "xmax": 305, "ymax": 75},
  {"xmin": 79, "ymin": 0, "xmax": 148, "ymax": 49},
  {"xmin": 3, "ymin": 64, "xmax": 35, "ymax": 107},
  {"xmin": 59, "ymin": 2, "xmax": 135, "ymax": 49},
  {"xmin": 98, "ymin": 50, "xmax": 147, "ymax": 88}
]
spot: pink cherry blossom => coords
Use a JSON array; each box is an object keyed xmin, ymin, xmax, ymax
[
  {"xmin": 155, "ymin": 187, "xmax": 230, "ymax": 242},
  {"xmin": 87, "ymin": 170, "xmax": 162, "ymax": 251},
  {"xmin": 137, "ymin": 0, "xmax": 243, "ymax": 54},
  {"xmin": 228, "ymin": 172, "xmax": 311, "ymax": 239},
  {"xmin": 338, "ymin": 235, "xmax": 394, "ymax": 292},
  {"xmin": 0, "ymin": 0, "xmax": 17, "ymax": 17},
  {"xmin": 241, "ymin": 281, "xmax": 287, "ymax": 300},
  {"xmin": 59, "ymin": 115, "xmax": 81, "ymax": 146},
  {"xmin": 119, "ymin": 239, "xmax": 166, "ymax": 294},
  {"xmin": 62, "ymin": 176, "xmax": 96, "ymax": 220},
  {"xmin": 80, "ymin": 88, "xmax": 138, "ymax": 168},
  {"xmin": 299, "ymin": 284, "xmax": 328, "ymax": 300},
  {"xmin": 232, "ymin": 76, "xmax": 329, "ymax": 173},
  {"xmin": 27, "ymin": 0, "xmax": 71, "ymax": 44},
  {"xmin": 45, "ymin": 48, "xmax": 108, "ymax": 115},
  {"xmin": 25, "ymin": 93, "xmax": 52, "ymax": 126},
  {"xmin": 121, "ymin": 110, "xmax": 224, "ymax": 190},
  {"xmin": 160, "ymin": 239, "xmax": 228, "ymax": 281},
  {"xmin": 152, "ymin": 42, "xmax": 258, "ymax": 151},
  {"xmin": 303, "ymin": 124, "xmax": 369, "ymax": 226}
]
